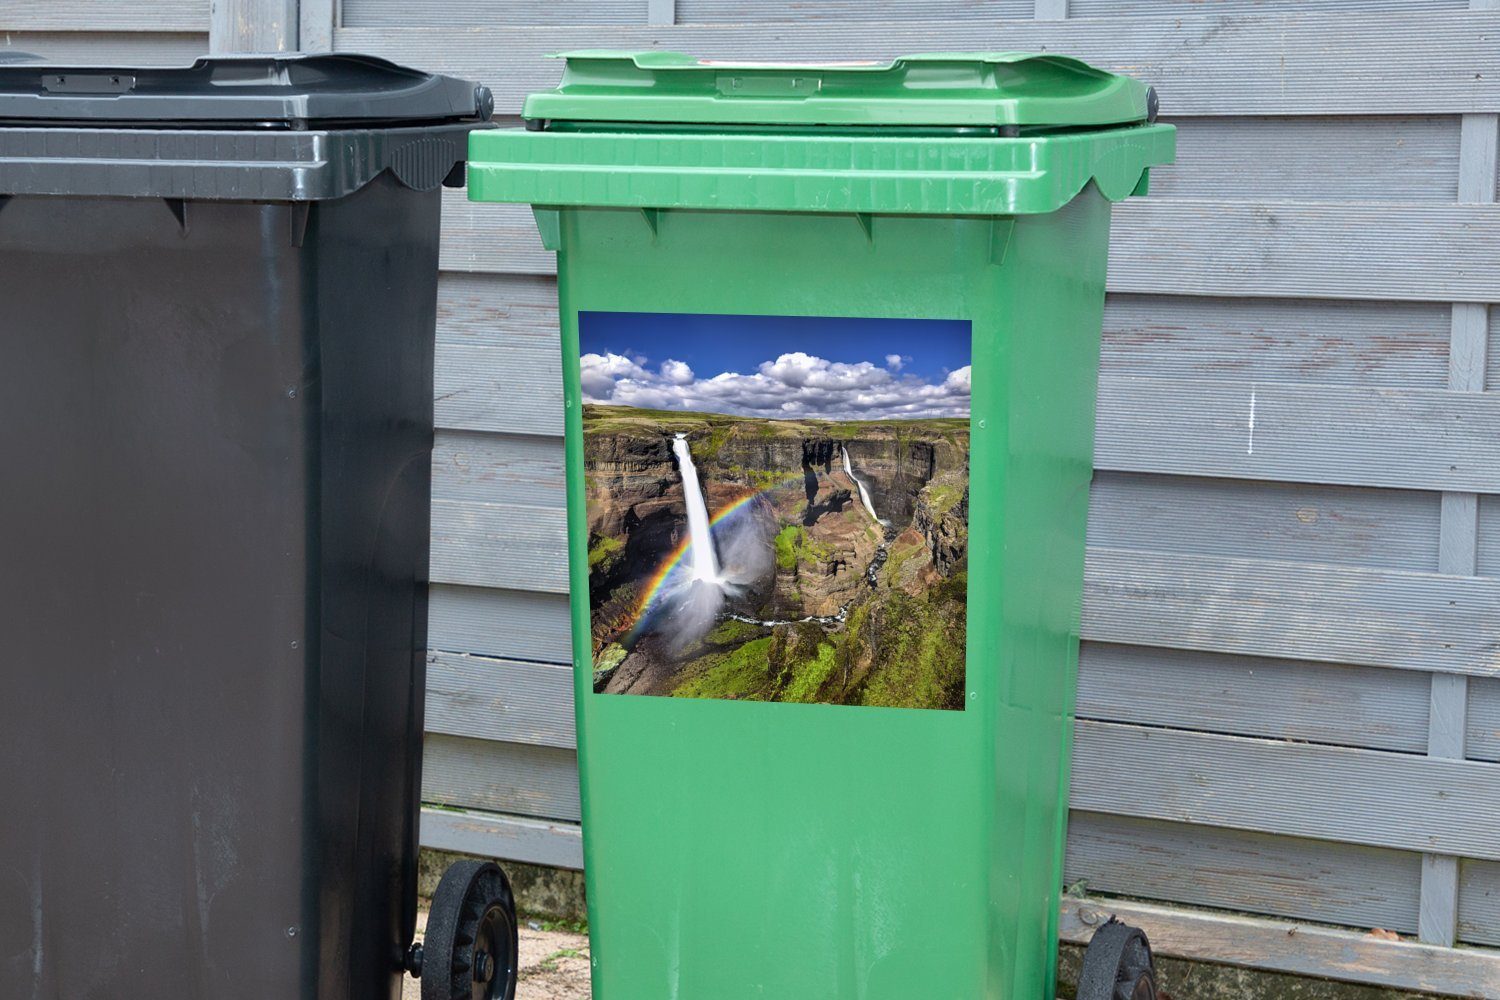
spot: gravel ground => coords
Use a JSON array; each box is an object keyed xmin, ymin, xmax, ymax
[{"xmin": 401, "ymin": 908, "xmax": 592, "ymax": 1000}]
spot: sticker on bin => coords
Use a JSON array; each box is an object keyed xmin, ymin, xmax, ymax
[{"xmin": 582, "ymin": 311, "xmax": 970, "ymax": 710}]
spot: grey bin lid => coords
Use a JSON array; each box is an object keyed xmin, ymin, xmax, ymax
[{"xmin": 0, "ymin": 53, "xmax": 494, "ymax": 200}]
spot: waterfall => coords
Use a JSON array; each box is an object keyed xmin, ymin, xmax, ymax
[
  {"xmin": 842, "ymin": 444, "xmax": 887, "ymax": 526},
  {"xmin": 672, "ymin": 434, "xmax": 722, "ymax": 583}
]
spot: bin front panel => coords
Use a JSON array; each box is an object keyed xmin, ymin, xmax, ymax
[
  {"xmin": 558, "ymin": 195, "xmax": 1111, "ymax": 1000},
  {"xmin": 0, "ymin": 177, "xmax": 438, "ymax": 1000}
]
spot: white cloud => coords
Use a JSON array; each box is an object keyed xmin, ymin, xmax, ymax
[
  {"xmin": 660, "ymin": 359, "xmax": 694, "ymax": 385},
  {"xmin": 582, "ymin": 348, "xmax": 969, "ymax": 421},
  {"xmin": 885, "ymin": 353, "xmax": 908, "ymax": 371}
]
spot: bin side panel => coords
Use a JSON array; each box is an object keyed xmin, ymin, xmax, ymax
[
  {"xmin": 555, "ymin": 195, "xmax": 1110, "ymax": 1000},
  {"xmin": 306, "ymin": 175, "xmax": 439, "ymax": 1000},
  {"xmin": 0, "ymin": 197, "xmax": 313, "ymax": 1000}
]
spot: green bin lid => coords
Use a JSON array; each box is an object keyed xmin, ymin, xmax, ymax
[
  {"xmin": 523, "ymin": 51, "xmax": 1154, "ymax": 129},
  {"xmin": 471, "ymin": 51, "xmax": 1174, "ymax": 217}
]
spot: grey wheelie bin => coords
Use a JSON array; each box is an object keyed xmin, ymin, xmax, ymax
[{"xmin": 0, "ymin": 54, "xmax": 518, "ymax": 1000}]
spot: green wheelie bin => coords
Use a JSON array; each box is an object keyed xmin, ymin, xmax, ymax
[{"xmin": 468, "ymin": 52, "xmax": 1174, "ymax": 999}]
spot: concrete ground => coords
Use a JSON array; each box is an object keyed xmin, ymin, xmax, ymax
[{"xmin": 401, "ymin": 907, "xmax": 592, "ymax": 1000}]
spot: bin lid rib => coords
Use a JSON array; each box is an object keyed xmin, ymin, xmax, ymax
[
  {"xmin": 524, "ymin": 51, "xmax": 1152, "ymax": 130},
  {"xmin": 468, "ymin": 51, "xmax": 1175, "ymax": 217},
  {"xmin": 0, "ymin": 54, "xmax": 491, "ymax": 129}
]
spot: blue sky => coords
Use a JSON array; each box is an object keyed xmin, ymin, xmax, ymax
[{"xmin": 580, "ymin": 311, "xmax": 971, "ymax": 421}]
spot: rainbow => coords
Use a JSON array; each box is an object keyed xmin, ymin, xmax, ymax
[{"xmin": 623, "ymin": 471, "xmax": 805, "ymax": 642}]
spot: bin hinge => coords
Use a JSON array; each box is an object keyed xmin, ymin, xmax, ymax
[
  {"xmin": 289, "ymin": 202, "xmax": 312, "ymax": 248},
  {"xmin": 854, "ymin": 213, "xmax": 873, "ymax": 244},
  {"xmin": 532, "ymin": 206, "xmax": 562, "ymax": 252},
  {"xmin": 163, "ymin": 198, "xmax": 189, "ymax": 236},
  {"xmin": 990, "ymin": 218, "xmax": 1015, "ymax": 266}
]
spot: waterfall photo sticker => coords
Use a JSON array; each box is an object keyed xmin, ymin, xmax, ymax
[{"xmin": 581, "ymin": 311, "xmax": 971, "ymax": 711}]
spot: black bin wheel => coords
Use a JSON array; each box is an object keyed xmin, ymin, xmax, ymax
[
  {"xmin": 1078, "ymin": 918, "xmax": 1157, "ymax": 1000},
  {"xmin": 421, "ymin": 860, "xmax": 518, "ymax": 1000}
]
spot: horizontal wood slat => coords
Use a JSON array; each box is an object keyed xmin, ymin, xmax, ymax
[
  {"xmin": 3, "ymin": 2, "xmax": 207, "ymax": 32},
  {"xmin": 423, "ymin": 733, "xmax": 581, "ymax": 822},
  {"xmin": 420, "ymin": 807, "xmax": 584, "ymax": 870},
  {"xmin": 0, "ymin": 32, "xmax": 208, "ymax": 65},
  {"xmin": 1077, "ymin": 643, "xmax": 1429, "ymax": 753},
  {"xmin": 426, "ymin": 652, "xmax": 575, "ymax": 748},
  {"xmin": 429, "ymin": 583, "xmax": 573, "ymax": 665},
  {"xmin": 1093, "ymin": 376, "xmax": 1500, "ymax": 494},
  {"xmin": 1066, "ymin": 811, "xmax": 1421, "ymax": 935},
  {"xmin": 436, "ymin": 195, "xmax": 1500, "ymax": 306},
  {"xmin": 1059, "ymin": 896, "xmax": 1500, "ymax": 998},
  {"xmin": 336, "ymin": 11, "xmax": 1500, "ymax": 117},
  {"xmin": 1072, "ymin": 720, "xmax": 1500, "ymax": 861},
  {"xmin": 1082, "ymin": 546, "xmax": 1500, "ymax": 678}
]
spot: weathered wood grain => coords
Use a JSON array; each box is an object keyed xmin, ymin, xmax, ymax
[
  {"xmin": 3, "ymin": 2, "xmax": 207, "ymax": 32},
  {"xmin": 1078, "ymin": 643, "xmax": 1428, "ymax": 753},
  {"xmin": 1059, "ymin": 896, "xmax": 1500, "ymax": 998},
  {"xmin": 423, "ymin": 732, "xmax": 581, "ymax": 822},
  {"xmin": 1468, "ymin": 677, "xmax": 1500, "ymax": 763},
  {"xmin": 1066, "ymin": 811, "xmax": 1421, "ymax": 934},
  {"xmin": 1093, "ymin": 377, "xmax": 1500, "ymax": 493},
  {"xmin": 1083, "ymin": 546, "xmax": 1500, "ymax": 678},
  {"xmin": 429, "ymin": 583, "xmax": 574, "ymax": 664},
  {"xmin": 1459, "ymin": 859, "xmax": 1500, "ymax": 948},
  {"xmin": 1102, "ymin": 294, "xmax": 1453, "ymax": 388},
  {"xmin": 1071, "ymin": 720, "xmax": 1500, "ymax": 861},
  {"xmin": 0, "ymin": 32, "xmax": 207, "ymax": 65},
  {"xmin": 426, "ymin": 652, "xmax": 575, "ymax": 748},
  {"xmin": 335, "ymin": 12, "xmax": 1500, "ymax": 116},
  {"xmin": 420, "ymin": 807, "xmax": 584, "ymax": 870}
]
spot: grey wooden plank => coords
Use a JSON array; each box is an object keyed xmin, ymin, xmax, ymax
[
  {"xmin": 1071, "ymin": 0, "xmax": 1465, "ymax": 13},
  {"xmin": 1151, "ymin": 116, "xmax": 1461, "ymax": 202},
  {"xmin": 1088, "ymin": 471, "xmax": 1440, "ymax": 573},
  {"xmin": 425, "ymin": 652, "xmax": 575, "ymax": 749},
  {"xmin": 1082, "ymin": 547, "xmax": 1500, "ymax": 679},
  {"xmin": 1065, "ymin": 812, "xmax": 1422, "ymax": 934},
  {"xmin": 341, "ymin": 0, "xmax": 645, "ymax": 26},
  {"xmin": 210, "ymin": 0, "xmax": 296, "ymax": 52},
  {"xmin": 420, "ymin": 807, "xmax": 583, "ymax": 870},
  {"xmin": 1481, "ymin": 496, "xmax": 1500, "ymax": 578},
  {"xmin": 1059, "ymin": 896, "xmax": 1500, "ymax": 999},
  {"xmin": 429, "ymin": 583, "xmax": 573, "ymax": 665},
  {"xmin": 679, "ymin": 0, "xmax": 1031, "ymax": 22},
  {"xmin": 298, "ymin": 0, "xmax": 335, "ymax": 53},
  {"xmin": 437, "ymin": 271, "xmax": 558, "ymax": 350},
  {"xmin": 1077, "ymin": 642, "xmax": 1429, "ymax": 753},
  {"xmin": 647, "ymin": 0, "xmax": 675, "ymax": 26},
  {"xmin": 0, "ymin": 31, "xmax": 206, "ymax": 64},
  {"xmin": 437, "ymin": 343, "xmax": 562, "ymax": 437},
  {"xmin": 1093, "ymin": 377, "xmax": 1500, "ymax": 494},
  {"xmin": 5, "ymin": 4, "xmax": 205, "ymax": 34},
  {"xmin": 1107, "ymin": 199, "xmax": 1500, "ymax": 304},
  {"xmin": 3, "ymin": 2, "xmax": 208, "ymax": 32},
  {"xmin": 1103, "ymin": 295, "xmax": 1455, "ymax": 387},
  {"xmin": 1420, "ymin": 854, "xmax": 1461, "ymax": 946},
  {"xmin": 438, "ymin": 194, "xmax": 551, "ymax": 276},
  {"xmin": 333, "ymin": 13, "xmax": 1500, "ymax": 116},
  {"xmin": 1458, "ymin": 114, "xmax": 1500, "ymax": 204},
  {"xmin": 1070, "ymin": 720, "xmax": 1500, "ymax": 861},
  {"xmin": 1034, "ymin": 0, "xmax": 1068, "ymax": 18},
  {"xmin": 1468, "ymin": 677, "xmax": 1500, "ymax": 763},
  {"xmin": 430, "ymin": 497, "xmax": 570, "ymax": 593},
  {"xmin": 1489, "ymin": 308, "xmax": 1500, "ymax": 391},
  {"xmin": 1459, "ymin": 859, "xmax": 1500, "ymax": 947},
  {"xmin": 422, "ymin": 732, "xmax": 581, "ymax": 822},
  {"xmin": 433, "ymin": 430, "xmax": 566, "ymax": 509},
  {"xmin": 438, "ymin": 194, "xmax": 1500, "ymax": 305}
]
